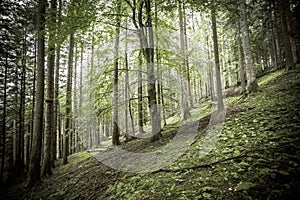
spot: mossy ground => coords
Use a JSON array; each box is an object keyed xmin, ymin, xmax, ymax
[{"xmin": 1, "ymin": 67, "xmax": 300, "ymax": 199}]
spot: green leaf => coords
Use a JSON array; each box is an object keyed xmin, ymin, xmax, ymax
[
  {"xmin": 202, "ymin": 192, "xmax": 212, "ymax": 199},
  {"xmin": 235, "ymin": 181, "xmax": 256, "ymax": 191},
  {"xmin": 278, "ymin": 170, "xmax": 289, "ymax": 176},
  {"xmin": 202, "ymin": 186, "xmax": 214, "ymax": 191}
]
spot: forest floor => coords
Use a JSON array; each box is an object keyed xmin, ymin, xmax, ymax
[{"xmin": 1, "ymin": 67, "xmax": 300, "ymax": 200}]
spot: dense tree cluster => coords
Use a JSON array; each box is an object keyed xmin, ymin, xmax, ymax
[{"xmin": 1, "ymin": 0, "xmax": 299, "ymax": 187}]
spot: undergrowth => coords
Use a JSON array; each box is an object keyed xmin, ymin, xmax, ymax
[
  {"xmin": 1, "ymin": 68, "xmax": 299, "ymax": 200},
  {"xmin": 102, "ymin": 68, "xmax": 300, "ymax": 200}
]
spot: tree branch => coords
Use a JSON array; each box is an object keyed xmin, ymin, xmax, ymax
[{"xmin": 151, "ymin": 144, "xmax": 297, "ymax": 174}]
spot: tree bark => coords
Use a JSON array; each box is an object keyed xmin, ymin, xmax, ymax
[
  {"xmin": 277, "ymin": 0, "xmax": 295, "ymax": 70},
  {"xmin": 137, "ymin": 51, "xmax": 145, "ymax": 134},
  {"xmin": 27, "ymin": 0, "xmax": 46, "ymax": 188},
  {"xmin": 211, "ymin": 0, "xmax": 224, "ymax": 111},
  {"xmin": 1, "ymin": 51, "xmax": 8, "ymax": 184},
  {"xmin": 178, "ymin": 0, "xmax": 191, "ymax": 119},
  {"xmin": 63, "ymin": 32, "xmax": 74, "ymax": 164},
  {"xmin": 237, "ymin": 21, "xmax": 246, "ymax": 92},
  {"xmin": 182, "ymin": 1, "xmax": 193, "ymax": 108},
  {"xmin": 43, "ymin": 0, "xmax": 57, "ymax": 177},
  {"xmin": 16, "ymin": 31, "xmax": 27, "ymax": 176},
  {"xmin": 112, "ymin": 0, "xmax": 121, "ymax": 145},
  {"xmin": 239, "ymin": 0, "xmax": 258, "ymax": 91},
  {"xmin": 72, "ymin": 43, "xmax": 78, "ymax": 153},
  {"xmin": 78, "ymin": 37, "xmax": 84, "ymax": 151},
  {"xmin": 144, "ymin": 0, "xmax": 161, "ymax": 141},
  {"xmin": 53, "ymin": 0, "xmax": 62, "ymax": 162}
]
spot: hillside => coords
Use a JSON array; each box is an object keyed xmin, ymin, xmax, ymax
[{"xmin": 1, "ymin": 67, "xmax": 300, "ymax": 199}]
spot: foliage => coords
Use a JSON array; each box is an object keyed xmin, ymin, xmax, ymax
[{"xmin": 101, "ymin": 68, "xmax": 300, "ymax": 199}]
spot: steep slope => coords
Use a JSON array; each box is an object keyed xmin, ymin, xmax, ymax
[{"xmin": 1, "ymin": 67, "xmax": 300, "ymax": 200}]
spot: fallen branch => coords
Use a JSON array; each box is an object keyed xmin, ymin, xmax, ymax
[
  {"xmin": 152, "ymin": 149, "xmax": 251, "ymax": 174},
  {"xmin": 152, "ymin": 144, "xmax": 299, "ymax": 174}
]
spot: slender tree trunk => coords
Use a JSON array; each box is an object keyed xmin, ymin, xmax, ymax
[
  {"xmin": 124, "ymin": 20, "xmax": 132, "ymax": 140},
  {"xmin": 239, "ymin": 0, "xmax": 258, "ymax": 91},
  {"xmin": 277, "ymin": 0, "xmax": 295, "ymax": 70},
  {"xmin": 237, "ymin": 21, "xmax": 246, "ymax": 92},
  {"xmin": 15, "ymin": 31, "xmax": 26, "ymax": 176},
  {"xmin": 53, "ymin": 0, "xmax": 62, "ymax": 163},
  {"xmin": 211, "ymin": 0, "xmax": 224, "ymax": 111},
  {"xmin": 63, "ymin": 33, "xmax": 74, "ymax": 164},
  {"xmin": 78, "ymin": 37, "xmax": 84, "ymax": 151},
  {"xmin": 270, "ymin": 5, "xmax": 279, "ymax": 69},
  {"xmin": 206, "ymin": 36, "xmax": 212, "ymax": 98},
  {"xmin": 54, "ymin": 47, "xmax": 60, "ymax": 161},
  {"xmin": 155, "ymin": 1, "xmax": 162, "ymax": 126},
  {"xmin": 58, "ymin": 111, "xmax": 62, "ymax": 158},
  {"xmin": 88, "ymin": 27, "xmax": 95, "ymax": 149},
  {"xmin": 182, "ymin": 1, "xmax": 193, "ymax": 108},
  {"xmin": 27, "ymin": 0, "xmax": 46, "ymax": 188},
  {"xmin": 179, "ymin": 0, "xmax": 191, "ymax": 119},
  {"xmin": 137, "ymin": 51, "xmax": 145, "ymax": 134},
  {"xmin": 30, "ymin": 39, "xmax": 37, "ymax": 155},
  {"xmin": 144, "ymin": 0, "xmax": 161, "ymax": 141},
  {"xmin": 285, "ymin": 1, "xmax": 299, "ymax": 65},
  {"xmin": 43, "ymin": 0, "xmax": 57, "ymax": 176},
  {"xmin": 1, "ymin": 52, "xmax": 8, "ymax": 184},
  {"xmin": 73, "ymin": 43, "xmax": 78, "ymax": 153},
  {"xmin": 161, "ymin": 82, "xmax": 167, "ymax": 126},
  {"xmin": 25, "ymin": 132, "xmax": 30, "ymax": 172},
  {"xmin": 112, "ymin": 0, "xmax": 121, "ymax": 145}
]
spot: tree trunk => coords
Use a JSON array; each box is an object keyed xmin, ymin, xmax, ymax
[
  {"xmin": 137, "ymin": 51, "xmax": 145, "ymax": 134},
  {"xmin": 79, "ymin": 37, "xmax": 84, "ymax": 151},
  {"xmin": 72, "ymin": 43, "xmax": 78, "ymax": 153},
  {"xmin": 206, "ymin": 36, "xmax": 213, "ymax": 99},
  {"xmin": 30, "ymin": 39, "xmax": 37, "ymax": 155},
  {"xmin": 211, "ymin": 0, "xmax": 224, "ymax": 111},
  {"xmin": 1, "ymin": 51, "xmax": 8, "ymax": 184},
  {"xmin": 27, "ymin": 0, "xmax": 46, "ymax": 188},
  {"xmin": 112, "ymin": 0, "xmax": 121, "ymax": 145},
  {"xmin": 237, "ymin": 21, "xmax": 246, "ymax": 92},
  {"xmin": 155, "ymin": 1, "xmax": 162, "ymax": 127},
  {"xmin": 182, "ymin": 1, "xmax": 193, "ymax": 108},
  {"xmin": 124, "ymin": 20, "xmax": 133, "ymax": 141},
  {"xmin": 270, "ymin": 4, "xmax": 279, "ymax": 70},
  {"xmin": 53, "ymin": 0, "xmax": 62, "ymax": 162},
  {"xmin": 16, "ymin": 31, "xmax": 26, "ymax": 176},
  {"xmin": 58, "ymin": 111, "xmax": 62, "ymax": 158},
  {"xmin": 239, "ymin": 0, "xmax": 258, "ymax": 91},
  {"xmin": 63, "ymin": 32, "xmax": 74, "ymax": 164},
  {"xmin": 178, "ymin": 0, "xmax": 191, "ymax": 119},
  {"xmin": 43, "ymin": 0, "xmax": 57, "ymax": 176},
  {"xmin": 54, "ymin": 46, "xmax": 60, "ymax": 161},
  {"xmin": 144, "ymin": 0, "xmax": 161, "ymax": 141},
  {"xmin": 277, "ymin": 0, "xmax": 295, "ymax": 70}
]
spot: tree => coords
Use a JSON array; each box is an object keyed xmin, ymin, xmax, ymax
[
  {"xmin": 27, "ymin": 0, "xmax": 47, "ymax": 188},
  {"xmin": 237, "ymin": 21, "xmax": 246, "ymax": 92},
  {"xmin": 63, "ymin": 32, "xmax": 74, "ymax": 164},
  {"xmin": 239, "ymin": 0, "xmax": 258, "ymax": 91},
  {"xmin": 137, "ymin": 51, "xmax": 145, "ymax": 135},
  {"xmin": 276, "ymin": 0, "xmax": 295, "ymax": 70},
  {"xmin": 211, "ymin": 0, "xmax": 224, "ymax": 111},
  {"xmin": 42, "ymin": 0, "xmax": 57, "ymax": 177},
  {"xmin": 1, "ymin": 48, "xmax": 8, "ymax": 184},
  {"xmin": 143, "ymin": 0, "xmax": 162, "ymax": 141},
  {"xmin": 178, "ymin": 0, "xmax": 191, "ymax": 119},
  {"xmin": 112, "ymin": 0, "xmax": 121, "ymax": 145},
  {"xmin": 126, "ymin": 0, "xmax": 162, "ymax": 141},
  {"xmin": 53, "ymin": 0, "xmax": 62, "ymax": 162}
]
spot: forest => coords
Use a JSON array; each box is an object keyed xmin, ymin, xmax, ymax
[{"xmin": 0, "ymin": 0, "xmax": 300, "ymax": 199}]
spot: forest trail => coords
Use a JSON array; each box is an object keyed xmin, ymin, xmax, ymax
[{"xmin": 1, "ymin": 68, "xmax": 300, "ymax": 199}]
